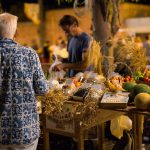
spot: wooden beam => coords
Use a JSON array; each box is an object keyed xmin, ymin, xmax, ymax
[{"xmin": 38, "ymin": 0, "xmax": 45, "ymax": 51}]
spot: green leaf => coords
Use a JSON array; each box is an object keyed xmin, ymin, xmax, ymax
[{"xmin": 57, "ymin": 0, "xmax": 73, "ymax": 5}]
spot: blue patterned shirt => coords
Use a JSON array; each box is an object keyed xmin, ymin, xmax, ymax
[{"xmin": 0, "ymin": 38, "xmax": 48, "ymax": 145}]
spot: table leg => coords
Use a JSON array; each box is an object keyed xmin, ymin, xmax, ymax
[
  {"xmin": 42, "ymin": 115, "xmax": 50, "ymax": 150},
  {"xmin": 97, "ymin": 124, "xmax": 105, "ymax": 150},
  {"xmin": 77, "ymin": 129, "xmax": 84, "ymax": 150},
  {"xmin": 132, "ymin": 114, "xmax": 144, "ymax": 150},
  {"xmin": 43, "ymin": 130, "xmax": 50, "ymax": 150}
]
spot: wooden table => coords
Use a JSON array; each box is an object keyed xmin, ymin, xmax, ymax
[
  {"xmin": 101, "ymin": 107, "xmax": 150, "ymax": 150},
  {"xmin": 42, "ymin": 102, "xmax": 150, "ymax": 150}
]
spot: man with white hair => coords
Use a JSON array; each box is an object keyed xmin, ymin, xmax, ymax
[{"xmin": 0, "ymin": 13, "xmax": 48, "ymax": 150}]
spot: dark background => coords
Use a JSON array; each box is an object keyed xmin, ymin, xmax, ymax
[
  {"xmin": 1, "ymin": 0, "xmax": 150, "ymax": 12},
  {"xmin": 0, "ymin": 0, "xmax": 149, "ymax": 22}
]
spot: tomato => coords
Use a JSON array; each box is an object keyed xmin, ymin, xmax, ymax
[
  {"xmin": 124, "ymin": 78, "xmax": 129, "ymax": 82},
  {"xmin": 144, "ymin": 77, "xmax": 149, "ymax": 82}
]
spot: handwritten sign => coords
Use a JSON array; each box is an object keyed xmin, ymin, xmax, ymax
[{"xmin": 100, "ymin": 92, "xmax": 129, "ymax": 109}]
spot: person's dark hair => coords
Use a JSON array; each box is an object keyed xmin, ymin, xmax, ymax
[
  {"xmin": 145, "ymin": 34, "xmax": 150, "ymax": 41},
  {"xmin": 59, "ymin": 15, "xmax": 79, "ymax": 27}
]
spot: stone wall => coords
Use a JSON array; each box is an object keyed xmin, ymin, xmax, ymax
[
  {"xmin": 17, "ymin": 22, "xmax": 38, "ymax": 46},
  {"xmin": 16, "ymin": 3, "xmax": 150, "ymax": 46}
]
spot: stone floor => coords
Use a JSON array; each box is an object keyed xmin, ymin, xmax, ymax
[
  {"xmin": 37, "ymin": 136, "xmax": 115, "ymax": 150},
  {"xmin": 37, "ymin": 135, "xmax": 150, "ymax": 150},
  {"xmin": 37, "ymin": 118, "xmax": 150, "ymax": 150}
]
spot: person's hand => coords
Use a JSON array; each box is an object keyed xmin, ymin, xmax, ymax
[{"xmin": 52, "ymin": 63, "xmax": 65, "ymax": 71}]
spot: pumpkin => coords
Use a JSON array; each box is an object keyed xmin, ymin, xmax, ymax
[{"xmin": 134, "ymin": 93, "xmax": 150, "ymax": 110}]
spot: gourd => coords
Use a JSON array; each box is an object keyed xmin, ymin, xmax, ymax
[
  {"xmin": 123, "ymin": 82, "xmax": 136, "ymax": 92},
  {"xmin": 134, "ymin": 93, "xmax": 150, "ymax": 110},
  {"xmin": 133, "ymin": 84, "xmax": 150, "ymax": 95}
]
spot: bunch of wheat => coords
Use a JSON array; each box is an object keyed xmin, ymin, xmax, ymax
[
  {"xmin": 112, "ymin": 36, "xmax": 147, "ymax": 74},
  {"xmin": 85, "ymin": 40, "xmax": 103, "ymax": 75}
]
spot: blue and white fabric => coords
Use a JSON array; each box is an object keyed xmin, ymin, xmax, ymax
[{"xmin": 0, "ymin": 38, "xmax": 48, "ymax": 145}]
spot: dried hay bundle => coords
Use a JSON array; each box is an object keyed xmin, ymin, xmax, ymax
[
  {"xmin": 112, "ymin": 36, "xmax": 147, "ymax": 74},
  {"xmin": 37, "ymin": 89, "xmax": 68, "ymax": 115},
  {"xmin": 85, "ymin": 40, "xmax": 103, "ymax": 75}
]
